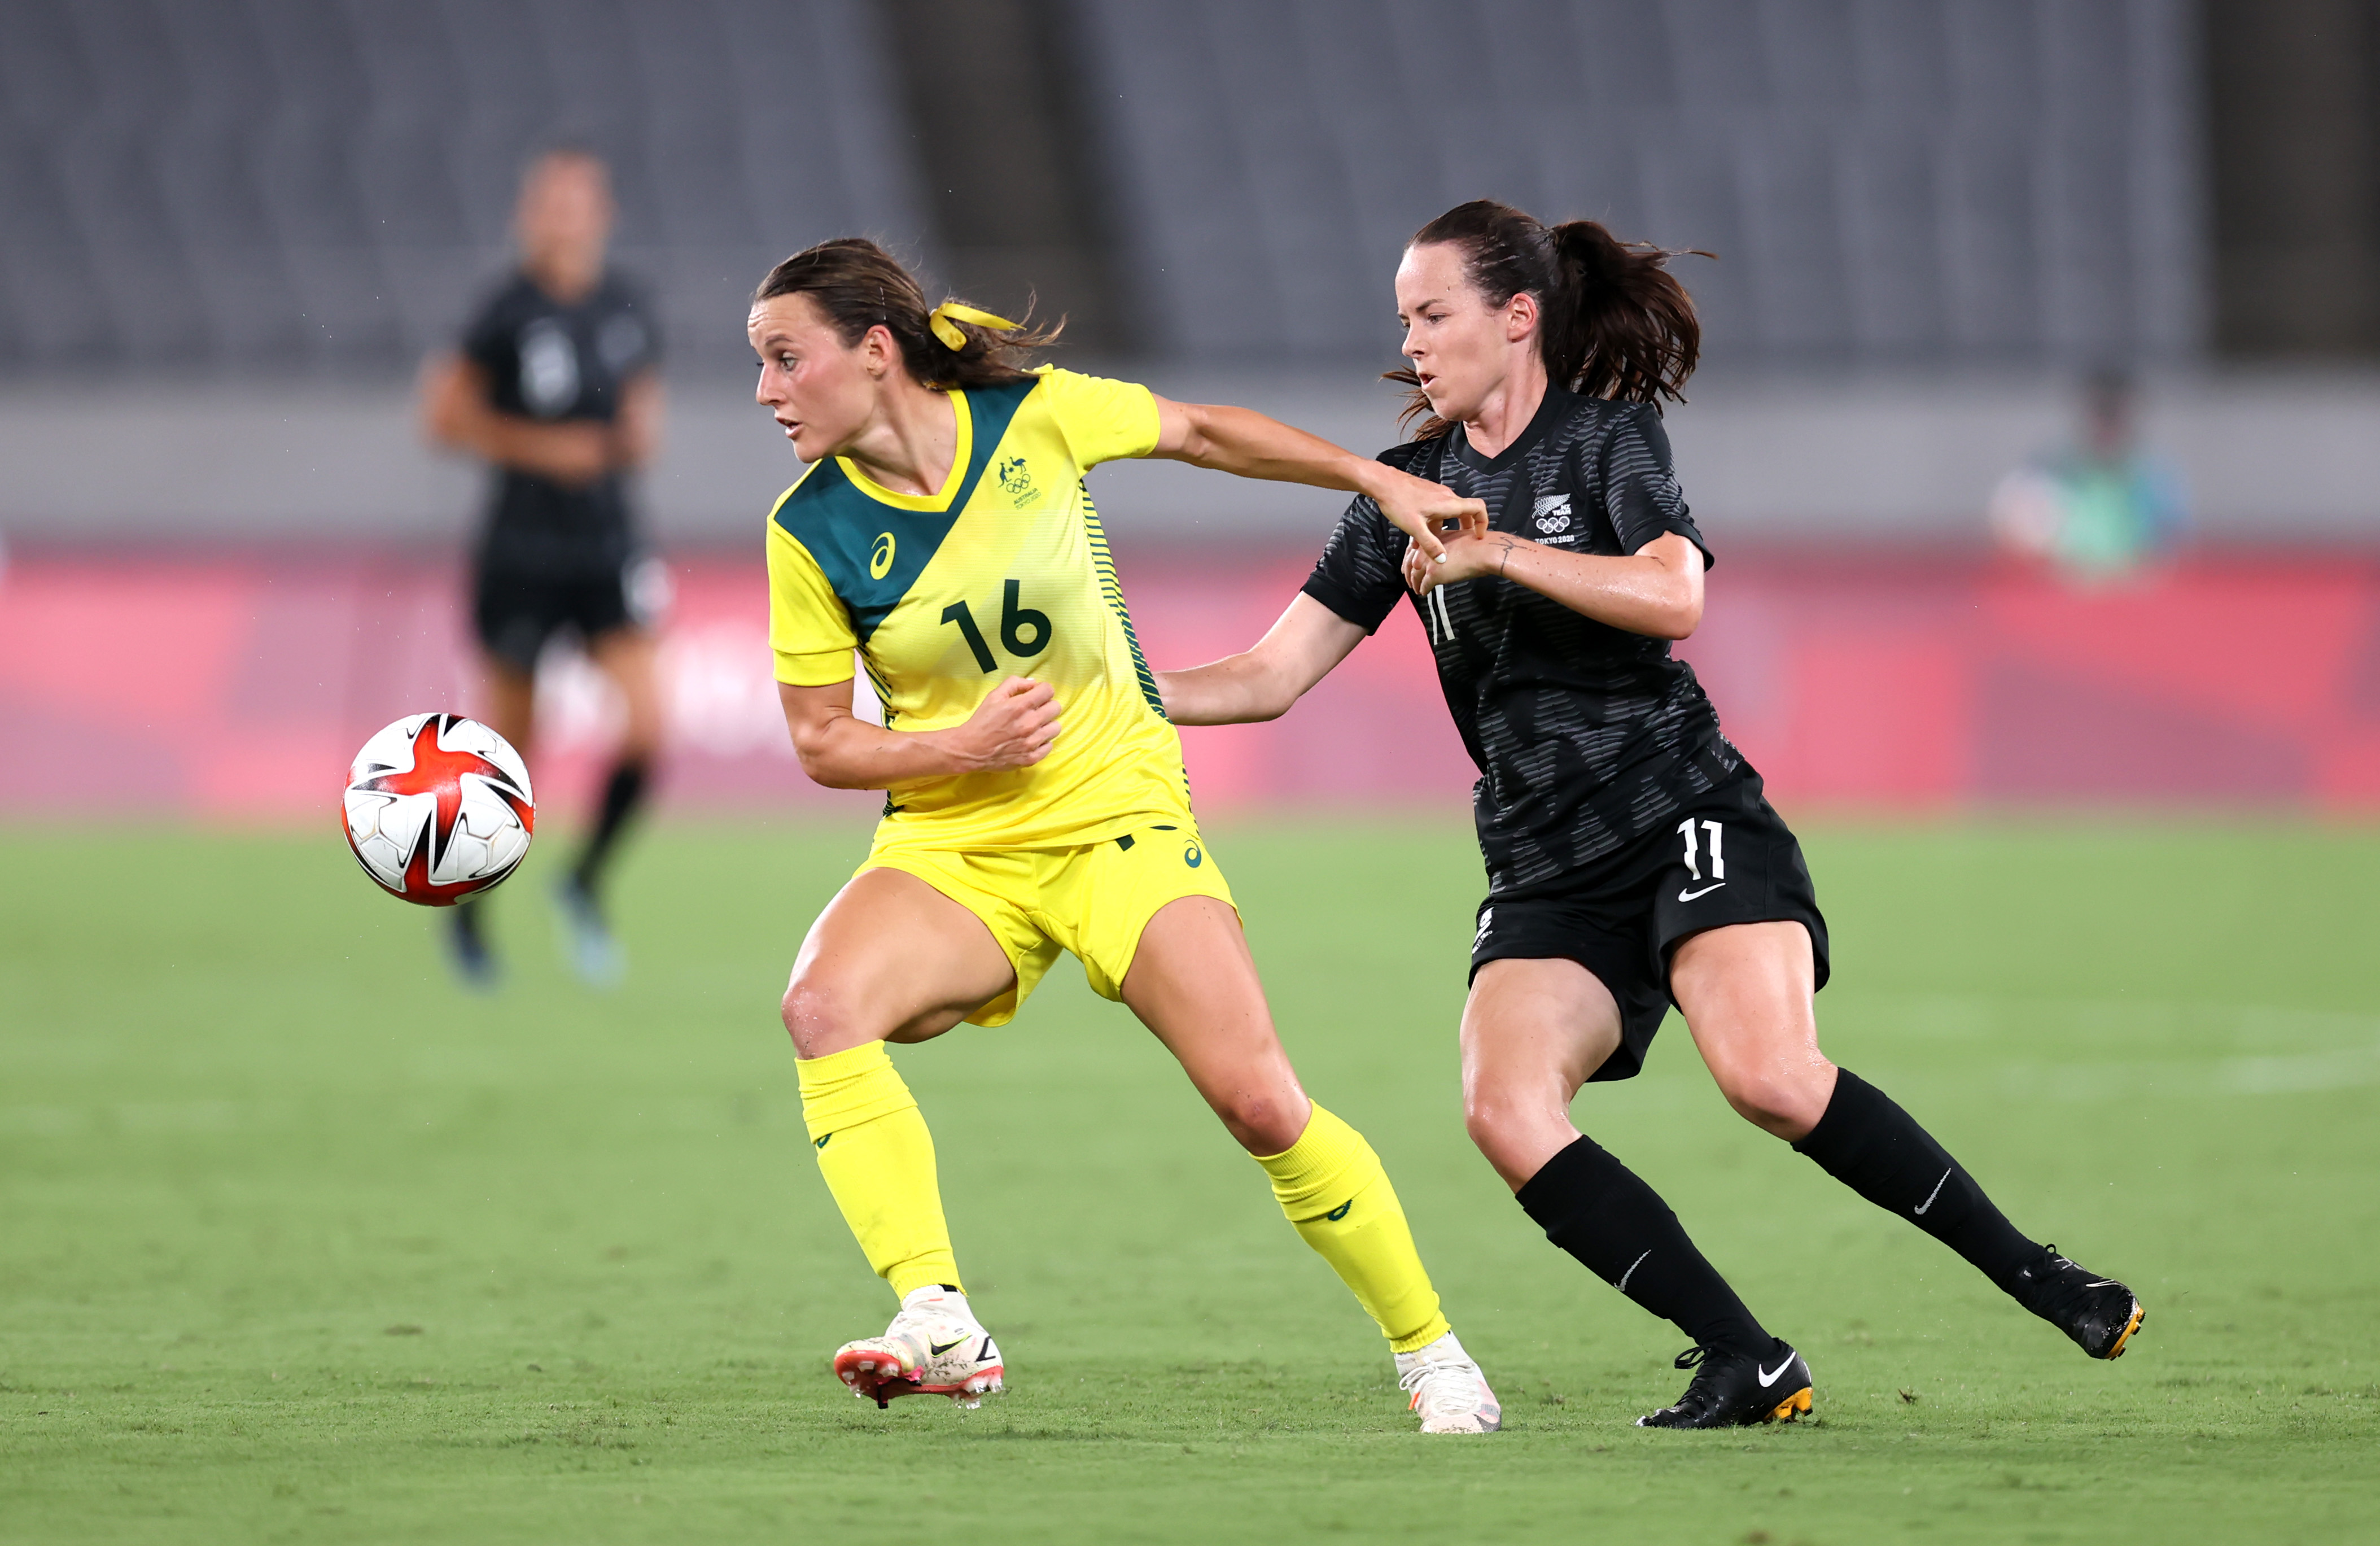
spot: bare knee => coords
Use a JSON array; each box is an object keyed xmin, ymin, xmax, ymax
[
  {"xmin": 781, "ymin": 971, "xmax": 869, "ymax": 1060},
  {"xmin": 1711, "ymin": 1059, "xmax": 1835, "ymax": 1141},
  {"xmin": 1213, "ymin": 1089, "xmax": 1308, "ymax": 1156},
  {"xmin": 1462, "ymin": 1087, "xmax": 1535, "ymax": 1168}
]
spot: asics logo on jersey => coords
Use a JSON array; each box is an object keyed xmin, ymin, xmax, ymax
[
  {"xmin": 1183, "ymin": 841, "xmax": 1203, "ymax": 868},
  {"xmin": 1323, "ymin": 1199, "xmax": 1353, "ymax": 1222},
  {"xmin": 814, "ymin": 1133, "xmax": 832, "ymax": 1149},
  {"xmin": 1757, "ymin": 1355, "xmax": 1795, "ymax": 1388},
  {"xmin": 1678, "ymin": 883, "xmax": 1726, "ymax": 901},
  {"xmin": 1914, "ymin": 1168, "xmax": 1953, "ymax": 1215},
  {"xmin": 1473, "ymin": 907, "xmax": 1494, "ymax": 947},
  {"xmin": 869, "ymin": 532, "xmax": 895, "ymax": 579}
]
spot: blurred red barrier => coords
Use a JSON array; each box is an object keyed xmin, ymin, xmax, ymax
[{"xmin": 2, "ymin": 544, "xmax": 2375, "ymax": 819}]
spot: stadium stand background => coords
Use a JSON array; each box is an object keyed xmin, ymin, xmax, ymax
[
  {"xmin": 3, "ymin": 0, "xmax": 2379, "ymax": 816},
  {"xmin": 3, "ymin": 0, "xmax": 2375, "ymax": 543}
]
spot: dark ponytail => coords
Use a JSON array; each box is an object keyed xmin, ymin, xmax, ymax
[
  {"xmin": 1389, "ymin": 199, "xmax": 1705, "ymax": 438},
  {"xmin": 752, "ymin": 237, "xmax": 1061, "ymax": 391}
]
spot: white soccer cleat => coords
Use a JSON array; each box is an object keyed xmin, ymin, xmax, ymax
[
  {"xmin": 1395, "ymin": 1331, "xmax": 1502, "ymax": 1434},
  {"xmin": 832, "ymin": 1285, "xmax": 1005, "ymax": 1409}
]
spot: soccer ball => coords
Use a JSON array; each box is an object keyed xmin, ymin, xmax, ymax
[{"xmin": 341, "ymin": 713, "xmax": 536, "ymax": 906}]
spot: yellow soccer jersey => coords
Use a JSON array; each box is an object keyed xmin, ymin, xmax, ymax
[{"xmin": 767, "ymin": 368, "xmax": 1189, "ymax": 849}]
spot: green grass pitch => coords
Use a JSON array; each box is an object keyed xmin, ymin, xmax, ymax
[{"xmin": 3, "ymin": 816, "xmax": 2377, "ymax": 1543}]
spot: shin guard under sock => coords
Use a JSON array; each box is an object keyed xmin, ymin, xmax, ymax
[
  {"xmin": 1256, "ymin": 1104, "xmax": 1451, "ymax": 1353},
  {"xmin": 572, "ymin": 757, "xmax": 650, "ymax": 893},
  {"xmin": 797, "ymin": 1042, "xmax": 962, "ymax": 1298},
  {"xmin": 1792, "ymin": 1068, "xmax": 2040, "ymax": 1291},
  {"xmin": 1516, "ymin": 1135, "xmax": 1771, "ymax": 1356}
]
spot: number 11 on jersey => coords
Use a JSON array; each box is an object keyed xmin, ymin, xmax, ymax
[{"xmin": 1678, "ymin": 817, "xmax": 1724, "ymax": 880}]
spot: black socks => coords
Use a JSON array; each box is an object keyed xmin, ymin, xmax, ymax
[
  {"xmin": 571, "ymin": 757, "xmax": 650, "ymax": 895},
  {"xmin": 1517, "ymin": 1135, "xmax": 1771, "ymax": 1357},
  {"xmin": 1792, "ymin": 1068, "xmax": 2040, "ymax": 1291}
]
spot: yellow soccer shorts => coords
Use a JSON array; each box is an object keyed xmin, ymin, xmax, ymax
[{"xmin": 859, "ymin": 818, "xmax": 1236, "ymax": 1027}]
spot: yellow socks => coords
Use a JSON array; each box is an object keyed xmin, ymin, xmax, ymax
[
  {"xmin": 797, "ymin": 1042, "xmax": 961, "ymax": 1299},
  {"xmin": 1256, "ymin": 1103, "xmax": 1451, "ymax": 1353},
  {"xmin": 796, "ymin": 1050, "xmax": 1443, "ymax": 1353}
]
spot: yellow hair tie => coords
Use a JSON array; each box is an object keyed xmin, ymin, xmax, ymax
[{"xmin": 928, "ymin": 300, "xmax": 1020, "ymax": 351}]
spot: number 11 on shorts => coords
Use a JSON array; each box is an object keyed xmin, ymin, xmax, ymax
[{"xmin": 1678, "ymin": 818, "xmax": 1724, "ymax": 881}]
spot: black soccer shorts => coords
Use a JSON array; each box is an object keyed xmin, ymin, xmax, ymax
[
  {"xmin": 1467, "ymin": 767, "xmax": 1830, "ymax": 1083},
  {"xmin": 471, "ymin": 558, "xmax": 661, "ymax": 674}
]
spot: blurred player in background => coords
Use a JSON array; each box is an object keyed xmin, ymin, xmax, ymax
[
  {"xmin": 1162, "ymin": 200, "xmax": 2145, "ymax": 1429},
  {"xmin": 753, "ymin": 237, "xmax": 1502, "ymax": 1431},
  {"xmin": 1990, "ymin": 368, "xmax": 2188, "ymax": 584},
  {"xmin": 421, "ymin": 146, "xmax": 664, "ymax": 990}
]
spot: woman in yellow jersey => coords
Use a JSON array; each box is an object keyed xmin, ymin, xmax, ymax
[{"xmin": 749, "ymin": 238, "xmax": 1500, "ymax": 1433}]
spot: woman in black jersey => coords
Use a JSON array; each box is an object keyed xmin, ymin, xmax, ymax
[
  {"xmin": 422, "ymin": 147, "xmax": 664, "ymax": 989},
  {"xmin": 1158, "ymin": 200, "xmax": 2144, "ymax": 1429}
]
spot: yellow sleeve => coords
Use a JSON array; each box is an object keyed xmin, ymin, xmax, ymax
[
  {"xmin": 1036, "ymin": 367, "xmax": 1161, "ymax": 469},
  {"xmin": 767, "ymin": 518, "xmax": 858, "ymax": 686}
]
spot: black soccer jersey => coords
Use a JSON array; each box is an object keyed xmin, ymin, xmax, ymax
[
  {"xmin": 460, "ymin": 270, "xmax": 660, "ymax": 577},
  {"xmin": 1302, "ymin": 387, "xmax": 1741, "ymax": 900}
]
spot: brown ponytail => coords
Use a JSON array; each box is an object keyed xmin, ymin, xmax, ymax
[
  {"xmin": 1389, "ymin": 199, "xmax": 1706, "ymax": 438},
  {"xmin": 752, "ymin": 237, "xmax": 1061, "ymax": 391}
]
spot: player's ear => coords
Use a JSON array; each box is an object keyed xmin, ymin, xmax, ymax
[
  {"xmin": 858, "ymin": 322, "xmax": 894, "ymax": 379},
  {"xmin": 1506, "ymin": 290, "xmax": 1539, "ymax": 342}
]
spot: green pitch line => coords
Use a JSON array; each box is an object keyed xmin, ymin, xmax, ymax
[{"xmin": 2, "ymin": 818, "xmax": 2375, "ymax": 1544}]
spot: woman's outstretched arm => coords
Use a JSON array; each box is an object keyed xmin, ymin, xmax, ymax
[
  {"xmin": 1157, "ymin": 595, "xmax": 1370, "ymax": 726},
  {"xmin": 1149, "ymin": 396, "xmax": 1486, "ymax": 562},
  {"xmin": 1402, "ymin": 528, "xmax": 1705, "ymax": 641}
]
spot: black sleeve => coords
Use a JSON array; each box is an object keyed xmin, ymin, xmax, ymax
[
  {"xmin": 1301, "ymin": 495, "xmax": 1411, "ymax": 635},
  {"xmin": 1598, "ymin": 403, "xmax": 1714, "ymax": 570},
  {"xmin": 459, "ymin": 283, "xmax": 515, "ymax": 376}
]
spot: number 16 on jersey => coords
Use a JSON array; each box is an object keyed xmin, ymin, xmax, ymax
[{"xmin": 940, "ymin": 580, "xmax": 1052, "ymax": 673}]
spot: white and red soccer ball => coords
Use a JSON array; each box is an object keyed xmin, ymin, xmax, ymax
[{"xmin": 341, "ymin": 713, "xmax": 535, "ymax": 906}]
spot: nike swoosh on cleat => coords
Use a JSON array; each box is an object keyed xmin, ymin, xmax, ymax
[
  {"xmin": 1913, "ymin": 1168, "xmax": 1952, "ymax": 1215},
  {"xmin": 927, "ymin": 1337, "xmax": 966, "ymax": 1356},
  {"xmin": 2085, "ymin": 1280, "xmax": 2119, "ymax": 1289},
  {"xmin": 1757, "ymin": 1356, "xmax": 1795, "ymax": 1387},
  {"xmin": 1678, "ymin": 883, "xmax": 1726, "ymax": 901}
]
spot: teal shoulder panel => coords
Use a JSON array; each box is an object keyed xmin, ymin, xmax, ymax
[
  {"xmin": 767, "ymin": 380, "xmax": 1042, "ymax": 643},
  {"xmin": 771, "ymin": 460, "xmax": 957, "ymax": 644},
  {"xmin": 948, "ymin": 377, "xmax": 1036, "ymax": 510}
]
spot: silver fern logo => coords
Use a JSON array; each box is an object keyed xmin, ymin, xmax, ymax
[{"xmin": 1533, "ymin": 493, "xmax": 1572, "ymax": 534}]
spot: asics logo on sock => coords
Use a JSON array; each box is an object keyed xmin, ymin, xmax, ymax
[
  {"xmin": 1324, "ymin": 1199, "xmax": 1353, "ymax": 1222},
  {"xmin": 814, "ymin": 1134, "xmax": 832, "ymax": 1149},
  {"xmin": 1678, "ymin": 883, "xmax": 1726, "ymax": 902},
  {"xmin": 1914, "ymin": 1168, "xmax": 1952, "ymax": 1215},
  {"xmin": 1616, "ymin": 1250, "xmax": 1650, "ymax": 1294},
  {"xmin": 1757, "ymin": 1355, "xmax": 1795, "ymax": 1388}
]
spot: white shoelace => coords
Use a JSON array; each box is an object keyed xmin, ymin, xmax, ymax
[{"xmin": 1398, "ymin": 1355, "xmax": 1486, "ymax": 1415}]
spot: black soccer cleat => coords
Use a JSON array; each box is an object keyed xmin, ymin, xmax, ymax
[
  {"xmin": 2010, "ymin": 1244, "xmax": 2144, "ymax": 1360},
  {"xmin": 1636, "ymin": 1340, "xmax": 1814, "ymax": 1429}
]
